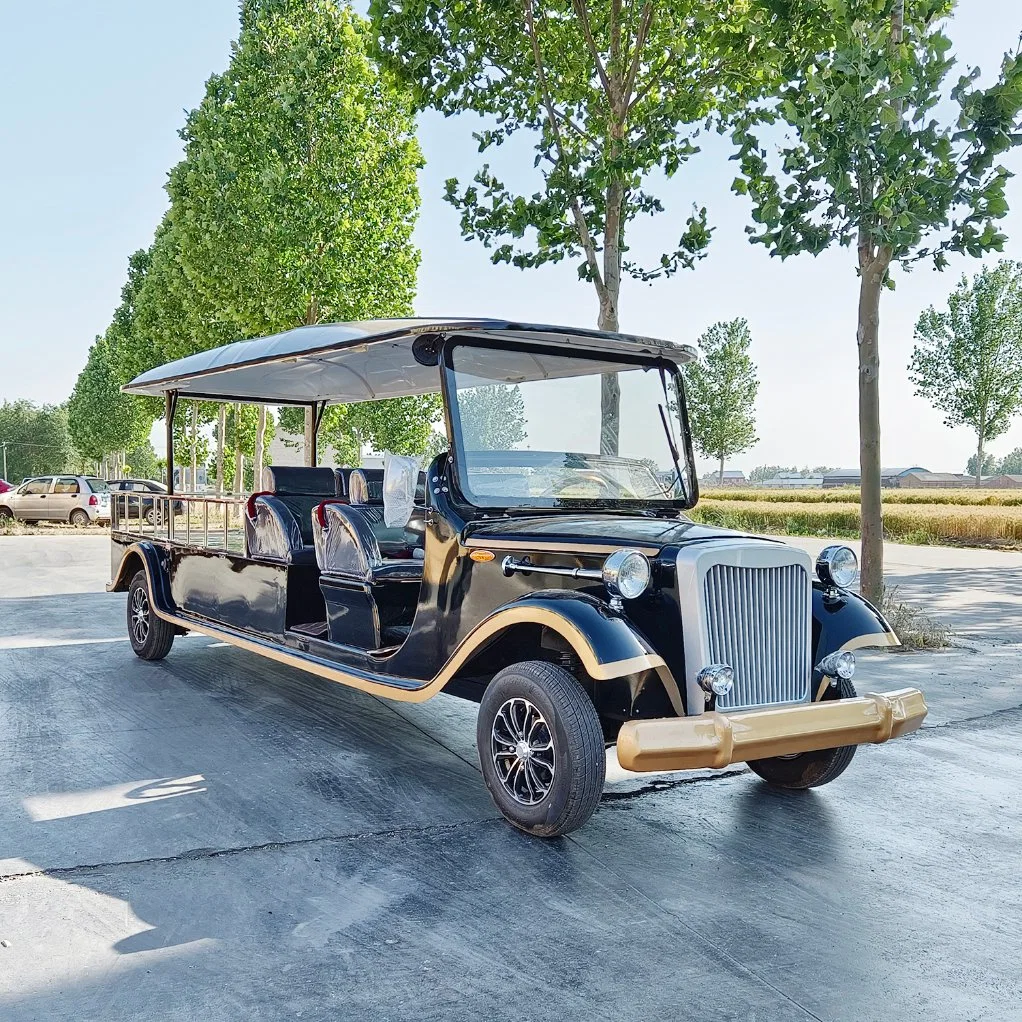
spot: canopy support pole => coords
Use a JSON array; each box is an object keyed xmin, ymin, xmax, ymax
[
  {"xmin": 165, "ymin": 391, "xmax": 179, "ymax": 494},
  {"xmin": 311, "ymin": 401, "xmax": 328, "ymax": 466}
]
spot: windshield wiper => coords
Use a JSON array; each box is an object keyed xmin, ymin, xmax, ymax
[{"xmin": 657, "ymin": 365, "xmax": 686, "ymax": 499}]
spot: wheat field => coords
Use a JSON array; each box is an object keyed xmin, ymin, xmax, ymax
[{"xmin": 691, "ymin": 493, "xmax": 1022, "ymax": 546}]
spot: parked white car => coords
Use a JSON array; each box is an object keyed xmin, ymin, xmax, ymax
[{"xmin": 0, "ymin": 475, "xmax": 111, "ymax": 526}]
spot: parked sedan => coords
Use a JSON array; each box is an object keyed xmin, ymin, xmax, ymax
[
  {"xmin": 0, "ymin": 479, "xmax": 12, "ymax": 495},
  {"xmin": 108, "ymin": 479, "xmax": 182, "ymax": 525},
  {"xmin": 0, "ymin": 475, "xmax": 111, "ymax": 526}
]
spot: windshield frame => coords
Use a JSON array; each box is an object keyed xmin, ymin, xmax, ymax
[{"xmin": 441, "ymin": 337, "xmax": 699, "ymax": 513}]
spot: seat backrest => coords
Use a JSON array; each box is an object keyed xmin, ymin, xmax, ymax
[
  {"xmin": 246, "ymin": 465, "xmax": 336, "ymax": 558},
  {"xmin": 348, "ymin": 468, "xmax": 384, "ymax": 505},
  {"xmin": 312, "ymin": 502, "xmax": 384, "ymax": 581}
]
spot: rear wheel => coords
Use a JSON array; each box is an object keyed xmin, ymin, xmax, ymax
[
  {"xmin": 747, "ymin": 676, "xmax": 858, "ymax": 789},
  {"xmin": 143, "ymin": 506, "xmax": 156, "ymax": 526},
  {"xmin": 127, "ymin": 570, "xmax": 175, "ymax": 661},
  {"xmin": 478, "ymin": 661, "xmax": 605, "ymax": 837},
  {"xmin": 70, "ymin": 509, "xmax": 90, "ymax": 527}
]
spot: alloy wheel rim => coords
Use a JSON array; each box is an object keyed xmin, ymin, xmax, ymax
[
  {"xmin": 491, "ymin": 697, "xmax": 555, "ymax": 806},
  {"xmin": 131, "ymin": 586, "xmax": 150, "ymax": 645}
]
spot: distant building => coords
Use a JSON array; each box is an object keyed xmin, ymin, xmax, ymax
[
  {"xmin": 897, "ymin": 471, "xmax": 968, "ymax": 489},
  {"xmin": 701, "ymin": 469, "xmax": 746, "ymax": 487},
  {"xmin": 980, "ymin": 474, "xmax": 1022, "ymax": 489},
  {"xmin": 762, "ymin": 472, "xmax": 824, "ymax": 489},
  {"xmin": 822, "ymin": 466, "xmax": 928, "ymax": 488}
]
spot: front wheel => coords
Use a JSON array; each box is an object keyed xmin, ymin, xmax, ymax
[
  {"xmin": 127, "ymin": 570, "xmax": 175, "ymax": 661},
  {"xmin": 0, "ymin": 506, "xmax": 13, "ymax": 522},
  {"xmin": 747, "ymin": 676, "xmax": 858, "ymax": 789},
  {"xmin": 143, "ymin": 505, "xmax": 157, "ymax": 526},
  {"xmin": 477, "ymin": 661, "xmax": 605, "ymax": 837}
]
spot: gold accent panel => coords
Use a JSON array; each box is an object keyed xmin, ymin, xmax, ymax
[
  {"xmin": 616, "ymin": 688, "xmax": 928, "ymax": 773},
  {"xmin": 839, "ymin": 630, "xmax": 901, "ymax": 652},
  {"xmin": 469, "ymin": 549, "xmax": 495, "ymax": 562},
  {"xmin": 115, "ymin": 545, "xmax": 671, "ymax": 704}
]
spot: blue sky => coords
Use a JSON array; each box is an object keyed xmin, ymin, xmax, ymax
[{"xmin": 1, "ymin": 1, "xmax": 1021, "ymax": 476}]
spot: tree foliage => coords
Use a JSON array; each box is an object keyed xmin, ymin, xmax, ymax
[
  {"xmin": 684, "ymin": 319, "xmax": 759, "ymax": 483},
  {"xmin": 370, "ymin": 0, "xmax": 795, "ymax": 335},
  {"xmin": 458, "ymin": 385, "xmax": 527, "ymax": 451},
  {"xmin": 730, "ymin": 0, "xmax": 1022, "ymax": 599},
  {"xmin": 997, "ymin": 448, "xmax": 1022, "ymax": 476},
  {"xmin": 965, "ymin": 451, "xmax": 998, "ymax": 479},
  {"xmin": 910, "ymin": 261, "xmax": 1022, "ymax": 485},
  {"xmin": 0, "ymin": 402, "xmax": 74, "ymax": 482}
]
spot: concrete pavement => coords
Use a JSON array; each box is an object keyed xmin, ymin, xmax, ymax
[{"xmin": 0, "ymin": 535, "xmax": 1020, "ymax": 1021}]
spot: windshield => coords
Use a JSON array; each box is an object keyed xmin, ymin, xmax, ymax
[{"xmin": 446, "ymin": 344, "xmax": 695, "ymax": 509}]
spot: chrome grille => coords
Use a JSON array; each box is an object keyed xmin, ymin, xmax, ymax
[{"xmin": 703, "ymin": 562, "xmax": 810, "ymax": 710}]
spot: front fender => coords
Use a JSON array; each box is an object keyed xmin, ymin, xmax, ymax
[
  {"xmin": 813, "ymin": 585, "xmax": 899, "ymax": 660},
  {"xmin": 443, "ymin": 591, "xmax": 670, "ymax": 683}
]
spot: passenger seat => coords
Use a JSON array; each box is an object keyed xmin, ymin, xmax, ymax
[{"xmin": 245, "ymin": 466, "xmax": 336, "ymax": 564}]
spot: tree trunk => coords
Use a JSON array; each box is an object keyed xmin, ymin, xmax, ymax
[
  {"xmin": 975, "ymin": 434, "xmax": 984, "ymax": 488},
  {"xmin": 304, "ymin": 407, "xmax": 315, "ymax": 467},
  {"xmin": 857, "ymin": 263, "xmax": 887, "ymax": 605},
  {"xmin": 598, "ymin": 287, "xmax": 621, "ymax": 456},
  {"xmin": 718, "ymin": 455, "xmax": 725, "ymax": 486},
  {"xmin": 216, "ymin": 405, "xmax": 226, "ymax": 495},
  {"xmin": 254, "ymin": 405, "xmax": 266, "ymax": 490}
]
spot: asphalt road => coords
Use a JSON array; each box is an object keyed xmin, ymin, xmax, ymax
[{"xmin": 1, "ymin": 535, "xmax": 1020, "ymax": 1021}]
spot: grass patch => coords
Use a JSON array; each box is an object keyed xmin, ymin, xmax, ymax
[{"xmin": 880, "ymin": 585, "xmax": 952, "ymax": 649}]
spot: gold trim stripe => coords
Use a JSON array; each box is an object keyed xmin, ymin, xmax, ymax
[
  {"xmin": 839, "ymin": 630, "xmax": 901, "ymax": 652},
  {"xmin": 118, "ymin": 545, "xmax": 668, "ymax": 703}
]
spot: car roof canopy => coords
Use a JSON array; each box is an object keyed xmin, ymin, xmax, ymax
[{"xmin": 121, "ymin": 318, "xmax": 695, "ymax": 404}]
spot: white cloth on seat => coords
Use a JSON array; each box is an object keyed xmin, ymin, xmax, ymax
[{"xmin": 383, "ymin": 452, "xmax": 420, "ymax": 528}]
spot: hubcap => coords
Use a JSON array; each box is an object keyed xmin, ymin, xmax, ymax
[
  {"xmin": 491, "ymin": 697, "xmax": 555, "ymax": 806},
  {"xmin": 130, "ymin": 586, "xmax": 150, "ymax": 646}
]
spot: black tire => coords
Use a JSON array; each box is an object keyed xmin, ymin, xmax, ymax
[
  {"xmin": 0, "ymin": 506, "xmax": 13, "ymax": 522},
  {"xmin": 143, "ymin": 506, "xmax": 156, "ymax": 526},
  {"xmin": 747, "ymin": 676, "xmax": 858, "ymax": 789},
  {"xmin": 70, "ymin": 509, "xmax": 91, "ymax": 528},
  {"xmin": 477, "ymin": 660, "xmax": 605, "ymax": 837},
  {"xmin": 127, "ymin": 569, "xmax": 175, "ymax": 661}
]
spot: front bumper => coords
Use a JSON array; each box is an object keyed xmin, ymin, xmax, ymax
[{"xmin": 616, "ymin": 688, "xmax": 927, "ymax": 772}]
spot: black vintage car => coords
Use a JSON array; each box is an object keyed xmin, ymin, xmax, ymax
[{"xmin": 108, "ymin": 318, "xmax": 925, "ymax": 837}]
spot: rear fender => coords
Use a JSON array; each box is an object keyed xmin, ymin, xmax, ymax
[{"xmin": 107, "ymin": 542, "xmax": 175, "ymax": 614}]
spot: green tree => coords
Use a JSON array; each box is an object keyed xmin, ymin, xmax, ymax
[
  {"xmin": 748, "ymin": 464, "xmax": 798, "ymax": 483},
  {"xmin": 457, "ymin": 385, "xmax": 527, "ymax": 451},
  {"xmin": 68, "ymin": 336, "xmax": 153, "ymax": 465},
  {"xmin": 168, "ymin": 0, "xmax": 429, "ymax": 464},
  {"xmin": 685, "ymin": 319, "xmax": 759, "ymax": 485},
  {"xmin": 371, "ymin": 0, "xmax": 796, "ymax": 452},
  {"xmin": 0, "ymin": 402, "xmax": 74, "ymax": 482},
  {"xmin": 910, "ymin": 262, "xmax": 1022, "ymax": 486},
  {"xmin": 966, "ymin": 451, "xmax": 997, "ymax": 479},
  {"xmin": 731, "ymin": 1, "xmax": 1022, "ymax": 601},
  {"xmin": 998, "ymin": 448, "xmax": 1022, "ymax": 475}
]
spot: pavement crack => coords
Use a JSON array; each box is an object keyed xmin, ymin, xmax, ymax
[
  {"xmin": 602, "ymin": 767, "xmax": 747, "ymax": 803},
  {"xmin": 0, "ymin": 816, "xmax": 498, "ymax": 885},
  {"xmin": 920, "ymin": 702, "xmax": 1022, "ymax": 733}
]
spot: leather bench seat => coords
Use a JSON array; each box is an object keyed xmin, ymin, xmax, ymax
[{"xmin": 245, "ymin": 466, "xmax": 337, "ymax": 564}]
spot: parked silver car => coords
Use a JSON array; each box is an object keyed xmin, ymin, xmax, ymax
[{"xmin": 0, "ymin": 475, "xmax": 111, "ymax": 526}]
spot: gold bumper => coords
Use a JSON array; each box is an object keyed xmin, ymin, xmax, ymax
[{"xmin": 616, "ymin": 688, "xmax": 928, "ymax": 773}]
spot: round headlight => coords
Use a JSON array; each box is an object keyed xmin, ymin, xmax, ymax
[
  {"xmin": 816, "ymin": 545, "xmax": 858, "ymax": 588},
  {"xmin": 602, "ymin": 549, "xmax": 651, "ymax": 600}
]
